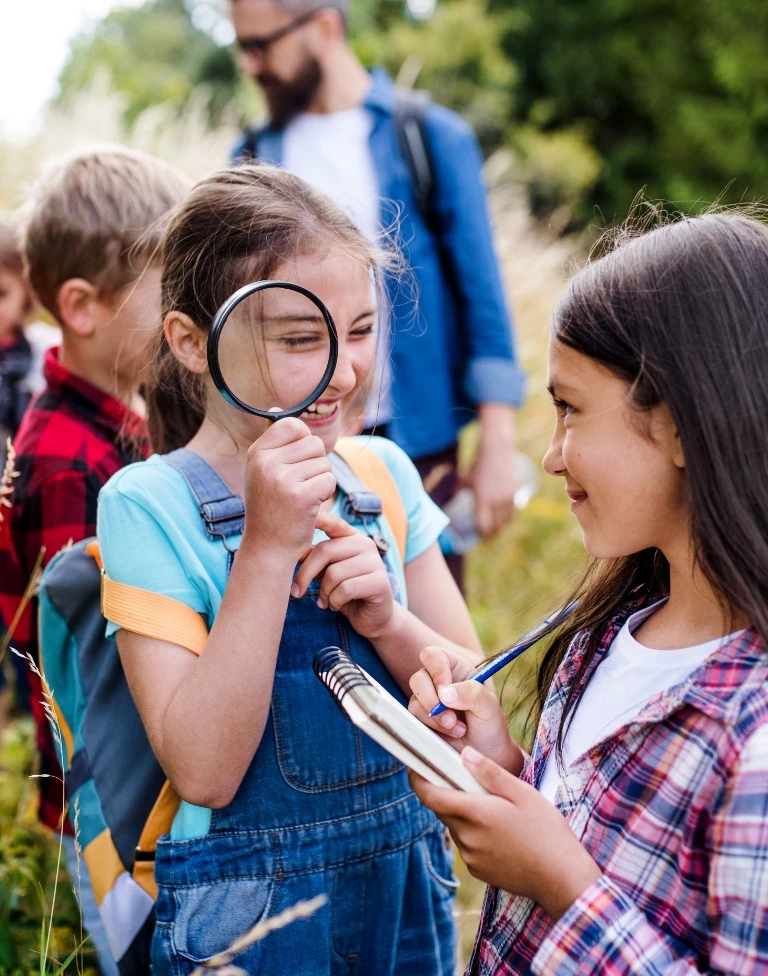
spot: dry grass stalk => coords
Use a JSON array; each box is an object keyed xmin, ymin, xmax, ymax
[
  {"xmin": 0, "ymin": 545, "xmax": 46, "ymax": 663},
  {"xmin": 192, "ymin": 894, "xmax": 328, "ymax": 973},
  {"xmin": 1, "ymin": 438, "xmax": 20, "ymax": 523},
  {"xmin": 8, "ymin": 642, "xmax": 69, "ymax": 970}
]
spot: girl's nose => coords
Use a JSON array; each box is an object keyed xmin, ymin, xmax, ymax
[
  {"xmin": 329, "ymin": 347, "xmax": 358, "ymax": 395},
  {"xmin": 542, "ymin": 427, "xmax": 566, "ymax": 477}
]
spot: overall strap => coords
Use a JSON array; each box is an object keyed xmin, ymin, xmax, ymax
[
  {"xmin": 330, "ymin": 452, "xmax": 393, "ymax": 561},
  {"xmin": 164, "ymin": 449, "xmax": 245, "ymax": 542},
  {"xmin": 332, "ymin": 439, "xmax": 408, "ymax": 563},
  {"xmin": 331, "ymin": 452, "xmax": 383, "ymax": 520}
]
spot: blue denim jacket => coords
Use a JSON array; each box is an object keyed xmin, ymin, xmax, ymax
[{"xmin": 232, "ymin": 69, "xmax": 525, "ymax": 459}]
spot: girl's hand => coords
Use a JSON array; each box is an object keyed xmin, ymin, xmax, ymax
[
  {"xmin": 408, "ymin": 646, "xmax": 524, "ymax": 775},
  {"xmin": 410, "ymin": 749, "xmax": 602, "ymax": 921},
  {"xmin": 291, "ymin": 511, "xmax": 395, "ymax": 640},
  {"xmin": 243, "ymin": 419, "xmax": 336, "ymax": 556}
]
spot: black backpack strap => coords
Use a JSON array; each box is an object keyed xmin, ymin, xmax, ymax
[
  {"xmin": 394, "ymin": 88, "xmax": 439, "ymax": 233},
  {"xmin": 163, "ymin": 449, "xmax": 245, "ymax": 543}
]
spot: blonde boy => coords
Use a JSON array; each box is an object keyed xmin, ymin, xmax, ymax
[{"xmin": 0, "ymin": 147, "xmax": 188, "ymax": 975}]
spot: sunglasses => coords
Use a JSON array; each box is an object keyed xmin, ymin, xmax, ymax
[{"xmin": 236, "ymin": 8, "xmax": 320, "ymax": 57}]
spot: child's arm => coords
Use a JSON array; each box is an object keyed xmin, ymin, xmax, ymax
[
  {"xmin": 114, "ymin": 419, "xmax": 335, "ymax": 810},
  {"xmin": 292, "ymin": 512, "xmax": 482, "ymax": 693}
]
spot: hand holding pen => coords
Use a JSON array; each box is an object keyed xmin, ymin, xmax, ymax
[{"xmin": 428, "ymin": 601, "xmax": 579, "ymax": 718}]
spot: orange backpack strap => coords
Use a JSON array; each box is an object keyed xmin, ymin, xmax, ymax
[
  {"xmin": 132, "ymin": 781, "xmax": 181, "ymax": 899},
  {"xmin": 333, "ymin": 438, "xmax": 408, "ymax": 564},
  {"xmin": 101, "ymin": 578, "xmax": 208, "ymax": 657},
  {"xmin": 87, "ymin": 541, "xmax": 208, "ymax": 656}
]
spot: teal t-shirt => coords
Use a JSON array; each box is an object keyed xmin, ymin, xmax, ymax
[{"xmin": 97, "ymin": 435, "xmax": 448, "ymax": 840}]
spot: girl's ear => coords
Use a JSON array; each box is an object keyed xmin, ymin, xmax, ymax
[
  {"xmin": 165, "ymin": 311, "xmax": 207, "ymax": 375},
  {"xmin": 672, "ymin": 428, "xmax": 685, "ymax": 470},
  {"xmin": 651, "ymin": 402, "xmax": 685, "ymax": 470}
]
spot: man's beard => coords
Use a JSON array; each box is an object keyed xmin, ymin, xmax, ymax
[{"xmin": 256, "ymin": 55, "xmax": 323, "ymax": 128}]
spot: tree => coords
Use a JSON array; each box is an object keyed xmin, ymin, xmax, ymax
[
  {"xmin": 355, "ymin": 0, "xmax": 518, "ymax": 151},
  {"xmin": 498, "ymin": 0, "xmax": 768, "ymax": 224},
  {"xmin": 56, "ymin": 0, "xmax": 253, "ymax": 127}
]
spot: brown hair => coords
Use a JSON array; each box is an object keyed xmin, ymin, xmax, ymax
[
  {"xmin": 21, "ymin": 146, "xmax": 189, "ymax": 320},
  {"xmin": 149, "ymin": 164, "xmax": 387, "ymax": 454},
  {"xmin": 0, "ymin": 218, "xmax": 24, "ymax": 276},
  {"xmin": 529, "ymin": 212, "xmax": 768, "ymax": 758}
]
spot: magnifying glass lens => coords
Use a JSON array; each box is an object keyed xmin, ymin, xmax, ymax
[{"xmin": 215, "ymin": 285, "xmax": 333, "ymax": 416}]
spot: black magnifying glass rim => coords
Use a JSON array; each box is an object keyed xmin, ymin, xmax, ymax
[{"xmin": 207, "ymin": 279, "xmax": 339, "ymax": 420}]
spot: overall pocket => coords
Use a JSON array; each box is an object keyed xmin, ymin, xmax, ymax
[
  {"xmin": 271, "ymin": 595, "xmax": 402, "ymax": 793},
  {"xmin": 422, "ymin": 828, "xmax": 460, "ymax": 899},
  {"xmin": 170, "ymin": 876, "xmax": 276, "ymax": 965}
]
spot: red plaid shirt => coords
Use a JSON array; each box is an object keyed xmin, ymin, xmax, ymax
[
  {"xmin": 469, "ymin": 598, "xmax": 768, "ymax": 975},
  {"xmin": 0, "ymin": 348, "xmax": 146, "ymax": 832}
]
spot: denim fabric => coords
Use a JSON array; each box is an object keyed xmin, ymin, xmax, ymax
[
  {"xmin": 231, "ymin": 69, "xmax": 526, "ymax": 459},
  {"xmin": 151, "ymin": 572, "xmax": 456, "ymax": 975}
]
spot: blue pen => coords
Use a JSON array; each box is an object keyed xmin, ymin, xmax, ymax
[{"xmin": 429, "ymin": 601, "xmax": 579, "ymax": 718}]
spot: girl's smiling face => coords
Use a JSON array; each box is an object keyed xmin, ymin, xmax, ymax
[
  {"xmin": 542, "ymin": 336, "xmax": 687, "ymax": 559},
  {"xmin": 203, "ymin": 251, "xmax": 379, "ymax": 453},
  {"xmin": 278, "ymin": 252, "xmax": 377, "ymax": 452}
]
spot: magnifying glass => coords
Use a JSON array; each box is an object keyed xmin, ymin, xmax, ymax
[{"xmin": 208, "ymin": 280, "xmax": 339, "ymax": 419}]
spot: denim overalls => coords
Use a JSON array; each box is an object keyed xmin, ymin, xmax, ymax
[{"xmin": 150, "ymin": 449, "xmax": 457, "ymax": 976}]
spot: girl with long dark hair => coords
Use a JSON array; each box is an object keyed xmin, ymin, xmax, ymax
[{"xmin": 409, "ymin": 212, "xmax": 768, "ymax": 974}]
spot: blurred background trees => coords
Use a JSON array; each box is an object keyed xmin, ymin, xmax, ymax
[{"xmin": 52, "ymin": 0, "xmax": 768, "ymax": 231}]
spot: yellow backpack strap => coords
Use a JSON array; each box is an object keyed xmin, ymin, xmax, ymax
[
  {"xmin": 333, "ymin": 438, "xmax": 408, "ymax": 564},
  {"xmin": 132, "ymin": 781, "xmax": 181, "ymax": 899},
  {"xmin": 87, "ymin": 541, "xmax": 208, "ymax": 656}
]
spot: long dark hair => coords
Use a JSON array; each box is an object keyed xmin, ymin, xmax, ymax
[
  {"xmin": 534, "ymin": 212, "xmax": 768, "ymax": 753},
  {"xmin": 147, "ymin": 165, "xmax": 387, "ymax": 454}
]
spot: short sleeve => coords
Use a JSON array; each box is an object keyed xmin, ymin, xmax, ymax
[
  {"xmin": 364, "ymin": 437, "xmax": 449, "ymax": 564},
  {"xmin": 97, "ymin": 466, "xmax": 211, "ymax": 637}
]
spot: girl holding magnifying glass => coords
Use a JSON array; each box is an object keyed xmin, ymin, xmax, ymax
[{"xmin": 96, "ymin": 165, "xmax": 482, "ymax": 975}]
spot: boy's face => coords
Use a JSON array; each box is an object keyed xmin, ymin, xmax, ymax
[{"xmin": 0, "ymin": 267, "xmax": 30, "ymax": 341}]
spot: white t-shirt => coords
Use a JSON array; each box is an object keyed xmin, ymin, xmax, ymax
[
  {"xmin": 283, "ymin": 107, "xmax": 380, "ymax": 242},
  {"xmin": 282, "ymin": 107, "xmax": 391, "ymax": 427},
  {"xmin": 538, "ymin": 601, "xmax": 744, "ymax": 804}
]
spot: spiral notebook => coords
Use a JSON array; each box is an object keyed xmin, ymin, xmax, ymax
[{"xmin": 313, "ymin": 647, "xmax": 487, "ymax": 794}]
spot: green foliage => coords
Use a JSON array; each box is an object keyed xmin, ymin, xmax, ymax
[
  {"xmin": 0, "ymin": 721, "xmax": 96, "ymax": 976},
  {"xmin": 355, "ymin": 0, "xmax": 520, "ymax": 149},
  {"xmin": 498, "ymin": 0, "xmax": 768, "ymax": 224},
  {"xmin": 56, "ymin": 0, "xmax": 254, "ymax": 128},
  {"xmin": 510, "ymin": 125, "xmax": 604, "ymax": 222},
  {"xmin": 52, "ymin": 0, "xmax": 768, "ymax": 226}
]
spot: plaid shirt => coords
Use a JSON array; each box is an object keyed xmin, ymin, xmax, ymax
[
  {"xmin": 0, "ymin": 348, "xmax": 146, "ymax": 831},
  {"xmin": 468, "ymin": 598, "xmax": 768, "ymax": 976}
]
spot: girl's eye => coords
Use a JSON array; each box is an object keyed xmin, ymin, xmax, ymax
[
  {"xmin": 350, "ymin": 323, "xmax": 375, "ymax": 339},
  {"xmin": 280, "ymin": 334, "xmax": 323, "ymax": 348},
  {"xmin": 552, "ymin": 397, "xmax": 574, "ymax": 418}
]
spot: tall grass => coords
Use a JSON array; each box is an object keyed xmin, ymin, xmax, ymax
[{"xmin": 0, "ymin": 88, "xmax": 586, "ymax": 974}]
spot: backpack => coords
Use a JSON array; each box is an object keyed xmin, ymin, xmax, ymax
[
  {"xmin": 238, "ymin": 88, "xmax": 439, "ymax": 233},
  {"xmin": 38, "ymin": 439, "xmax": 408, "ymax": 974}
]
